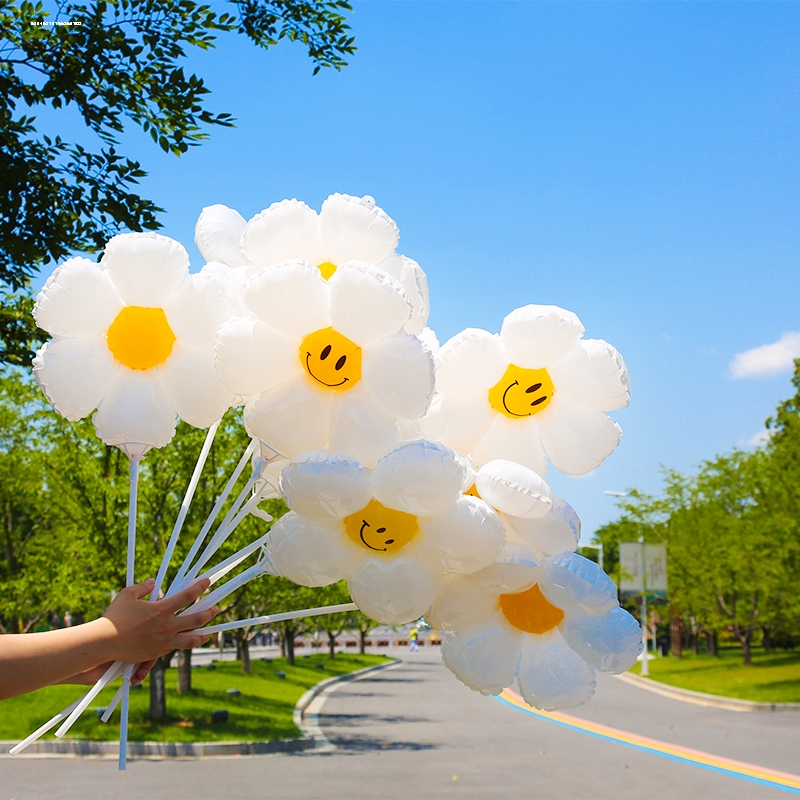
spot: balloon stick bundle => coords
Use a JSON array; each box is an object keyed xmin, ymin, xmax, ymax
[{"xmin": 14, "ymin": 194, "xmax": 642, "ymax": 769}]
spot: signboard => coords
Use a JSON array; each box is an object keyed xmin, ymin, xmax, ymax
[{"xmin": 619, "ymin": 542, "xmax": 667, "ymax": 597}]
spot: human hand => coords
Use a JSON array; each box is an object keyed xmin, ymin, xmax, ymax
[
  {"xmin": 99, "ymin": 577, "xmax": 218, "ymax": 664},
  {"xmin": 56, "ymin": 660, "xmax": 154, "ymax": 686}
]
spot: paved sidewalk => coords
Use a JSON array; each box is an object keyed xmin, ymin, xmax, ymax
[{"xmin": 2, "ymin": 648, "xmax": 798, "ymax": 799}]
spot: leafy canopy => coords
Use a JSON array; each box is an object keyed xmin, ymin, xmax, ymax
[{"xmin": 0, "ymin": 0, "xmax": 355, "ymax": 363}]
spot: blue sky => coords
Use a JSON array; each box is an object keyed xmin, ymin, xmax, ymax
[{"xmin": 35, "ymin": 1, "xmax": 800, "ymax": 539}]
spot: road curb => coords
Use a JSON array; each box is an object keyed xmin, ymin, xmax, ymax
[
  {"xmin": 1, "ymin": 658, "xmax": 401, "ymax": 759},
  {"xmin": 294, "ymin": 659, "xmax": 403, "ymax": 752},
  {"xmin": 617, "ymin": 672, "xmax": 800, "ymax": 713}
]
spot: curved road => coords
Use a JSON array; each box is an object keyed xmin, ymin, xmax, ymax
[{"xmin": 2, "ymin": 648, "xmax": 799, "ymax": 799}]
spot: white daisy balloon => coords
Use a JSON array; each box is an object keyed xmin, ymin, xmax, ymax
[
  {"xmin": 265, "ymin": 440, "xmax": 506, "ymax": 624},
  {"xmin": 422, "ymin": 305, "xmax": 630, "ymax": 476},
  {"xmin": 195, "ymin": 194, "xmax": 430, "ymax": 335},
  {"xmin": 463, "ymin": 458, "xmax": 582, "ymax": 558},
  {"xmin": 33, "ymin": 232, "xmax": 236, "ymax": 455},
  {"xmin": 215, "ymin": 261, "xmax": 435, "ymax": 465},
  {"xmin": 428, "ymin": 549, "xmax": 642, "ymax": 710}
]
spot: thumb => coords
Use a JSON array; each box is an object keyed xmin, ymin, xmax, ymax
[{"xmin": 129, "ymin": 577, "xmax": 156, "ymax": 600}]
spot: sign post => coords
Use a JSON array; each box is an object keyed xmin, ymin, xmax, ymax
[{"xmin": 618, "ymin": 542, "xmax": 667, "ymax": 676}]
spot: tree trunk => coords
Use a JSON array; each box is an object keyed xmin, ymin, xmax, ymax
[
  {"xmin": 706, "ymin": 631, "xmax": 718, "ymax": 657},
  {"xmin": 762, "ymin": 627, "xmax": 772, "ymax": 653},
  {"xmin": 691, "ymin": 631, "xmax": 698, "ymax": 655},
  {"xmin": 328, "ymin": 631, "xmax": 336, "ymax": 659},
  {"xmin": 285, "ymin": 631, "xmax": 295, "ymax": 666},
  {"xmin": 742, "ymin": 636, "xmax": 752, "ymax": 665},
  {"xmin": 359, "ymin": 630, "xmax": 366, "ymax": 655},
  {"xmin": 241, "ymin": 636, "xmax": 251, "ymax": 674},
  {"xmin": 177, "ymin": 649, "xmax": 192, "ymax": 694},
  {"xmin": 236, "ymin": 637, "xmax": 243, "ymax": 661},
  {"xmin": 149, "ymin": 655, "xmax": 169, "ymax": 722},
  {"xmin": 669, "ymin": 617, "xmax": 683, "ymax": 659},
  {"xmin": 280, "ymin": 633, "xmax": 286, "ymax": 658}
]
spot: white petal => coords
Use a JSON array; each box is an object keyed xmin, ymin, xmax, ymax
[
  {"xmin": 372, "ymin": 440, "xmax": 465, "ymax": 515},
  {"xmin": 362, "ymin": 333, "xmax": 434, "ymax": 420},
  {"xmin": 33, "ymin": 337, "xmax": 118, "ymax": 420},
  {"xmin": 420, "ymin": 393, "xmax": 495, "ymax": 456},
  {"xmin": 328, "ymin": 389, "xmax": 401, "ymax": 467},
  {"xmin": 266, "ymin": 512, "xmax": 358, "ymax": 586},
  {"xmin": 435, "ymin": 328, "xmax": 507, "ymax": 395},
  {"xmin": 418, "ymin": 326, "xmax": 439, "ymax": 355},
  {"xmin": 329, "ymin": 264, "xmax": 411, "ymax": 346},
  {"xmin": 245, "ymin": 377, "xmax": 333, "ymax": 458},
  {"xmin": 194, "ymin": 204, "xmax": 250, "ymax": 268},
  {"xmin": 243, "ymin": 261, "xmax": 331, "ymax": 337},
  {"xmin": 476, "ymin": 459, "xmax": 553, "ymax": 518},
  {"xmin": 164, "ymin": 273, "xmax": 235, "ymax": 348},
  {"xmin": 500, "ymin": 305, "xmax": 585, "ymax": 369},
  {"xmin": 505, "ymin": 497, "xmax": 581, "ymax": 557},
  {"xmin": 561, "ymin": 607, "xmax": 643, "ymax": 674},
  {"xmin": 279, "ymin": 451, "xmax": 372, "ymax": 519},
  {"xmin": 472, "ymin": 415, "xmax": 547, "ymax": 475},
  {"xmin": 378, "ymin": 253, "xmax": 430, "ymax": 335},
  {"xmin": 92, "ymin": 369, "xmax": 176, "ymax": 449},
  {"xmin": 319, "ymin": 193, "xmax": 399, "ymax": 265},
  {"xmin": 33, "ymin": 258, "xmax": 122, "ymax": 337},
  {"xmin": 537, "ymin": 396, "xmax": 622, "ymax": 475},
  {"xmin": 539, "ymin": 552, "xmax": 619, "ymax": 616},
  {"xmin": 348, "ymin": 557, "xmax": 438, "ymax": 624},
  {"xmin": 215, "ymin": 317, "xmax": 297, "ymax": 398},
  {"xmin": 102, "ymin": 233, "xmax": 189, "ymax": 307},
  {"xmin": 441, "ymin": 612, "xmax": 523, "ymax": 696},
  {"xmin": 241, "ymin": 199, "xmax": 324, "ymax": 268},
  {"xmin": 549, "ymin": 339, "xmax": 631, "ymax": 412},
  {"xmin": 466, "ymin": 543, "xmax": 540, "ymax": 593},
  {"xmin": 421, "ymin": 497, "xmax": 505, "ymax": 574},
  {"xmin": 160, "ymin": 343, "xmax": 234, "ymax": 427},
  {"xmin": 427, "ymin": 574, "xmax": 498, "ymax": 630},
  {"xmin": 516, "ymin": 628, "xmax": 596, "ymax": 710}
]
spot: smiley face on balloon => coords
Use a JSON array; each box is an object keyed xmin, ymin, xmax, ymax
[{"xmin": 301, "ymin": 327, "xmax": 363, "ymax": 390}]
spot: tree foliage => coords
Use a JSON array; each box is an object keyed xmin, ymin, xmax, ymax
[
  {"xmin": 1, "ymin": 0, "xmax": 355, "ymax": 362},
  {"xmin": 593, "ymin": 360, "xmax": 800, "ymax": 663}
]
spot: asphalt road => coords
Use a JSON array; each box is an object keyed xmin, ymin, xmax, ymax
[{"xmin": 2, "ymin": 648, "xmax": 798, "ymax": 800}]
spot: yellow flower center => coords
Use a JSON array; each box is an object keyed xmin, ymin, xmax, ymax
[
  {"xmin": 344, "ymin": 499, "xmax": 419, "ymax": 554},
  {"xmin": 488, "ymin": 364, "xmax": 554, "ymax": 419},
  {"xmin": 464, "ymin": 484, "xmax": 481, "ymax": 498},
  {"xmin": 106, "ymin": 306, "xmax": 176, "ymax": 371},
  {"xmin": 300, "ymin": 327, "xmax": 362, "ymax": 391},
  {"xmin": 316, "ymin": 261, "xmax": 338, "ymax": 280},
  {"xmin": 499, "ymin": 583, "xmax": 564, "ymax": 634}
]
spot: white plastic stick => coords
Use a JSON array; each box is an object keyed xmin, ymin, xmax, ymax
[
  {"xmin": 118, "ymin": 664, "xmax": 133, "ymax": 770},
  {"xmin": 126, "ymin": 456, "xmax": 140, "ymax": 586},
  {"xmin": 197, "ymin": 531, "xmax": 273, "ymax": 586},
  {"xmin": 180, "ymin": 475, "xmax": 259, "ymax": 586},
  {"xmin": 181, "ymin": 561, "xmax": 271, "ymax": 616},
  {"xmin": 151, "ymin": 422, "xmax": 219, "ymax": 601},
  {"xmin": 169, "ymin": 439, "xmax": 258, "ymax": 592},
  {"xmin": 194, "ymin": 603, "xmax": 360, "ymax": 635},
  {"xmin": 9, "ymin": 697, "xmax": 83, "ymax": 755},
  {"xmin": 101, "ymin": 684, "xmax": 123, "ymax": 723},
  {"xmin": 54, "ymin": 661, "xmax": 125, "ymax": 738}
]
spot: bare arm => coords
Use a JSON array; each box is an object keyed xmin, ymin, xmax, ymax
[{"xmin": 0, "ymin": 577, "xmax": 218, "ymax": 700}]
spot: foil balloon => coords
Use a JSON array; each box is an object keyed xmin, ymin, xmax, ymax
[
  {"xmin": 195, "ymin": 194, "xmax": 430, "ymax": 334},
  {"xmin": 463, "ymin": 458, "xmax": 581, "ymax": 558},
  {"xmin": 422, "ymin": 305, "xmax": 630, "ymax": 476},
  {"xmin": 215, "ymin": 261, "xmax": 434, "ymax": 464},
  {"xmin": 265, "ymin": 440, "xmax": 506, "ymax": 624},
  {"xmin": 33, "ymin": 233, "xmax": 236, "ymax": 454},
  {"xmin": 428, "ymin": 549, "xmax": 643, "ymax": 710}
]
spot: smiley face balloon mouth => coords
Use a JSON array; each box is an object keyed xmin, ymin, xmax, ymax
[
  {"xmin": 300, "ymin": 327, "xmax": 362, "ymax": 391},
  {"xmin": 488, "ymin": 364, "xmax": 555, "ymax": 419},
  {"xmin": 344, "ymin": 499, "xmax": 420, "ymax": 554}
]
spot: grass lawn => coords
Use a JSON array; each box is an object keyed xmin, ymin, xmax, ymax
[
  {"xmin": 629, "ymin": 645, "xmax": 800, "ymax": 703},
  {"xmin": 0, "ymin": 652, "xmax": 390, "ymax": 743}
]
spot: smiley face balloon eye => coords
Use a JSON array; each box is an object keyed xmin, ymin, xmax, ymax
[
  {"xmin": 343, "ymin": 499, "xmax": 419, "ymax": 554},
  {"xmin": 488, "ymin": 364, "xmax": 555, "ymax": 419},
  {"xmin": 300, "ymin": 327, "xmax": 363, "ymax": 391}
]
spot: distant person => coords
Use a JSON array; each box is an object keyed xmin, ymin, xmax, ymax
[
  {"xmin": 0, "ymin": 577, "xmax": 217, "ymax": 700},
  {"xmin": 409, "ymin": 627, "xmax": 420, "ymax": 652}
]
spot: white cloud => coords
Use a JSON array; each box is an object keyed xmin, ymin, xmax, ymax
[
  {"xmin": 741, "ymin": 429, "xmax": 772, "ymax": 448},
  {"xmin": 730, "ymin": 332, "xmax": 800, "ymax": 379}
]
